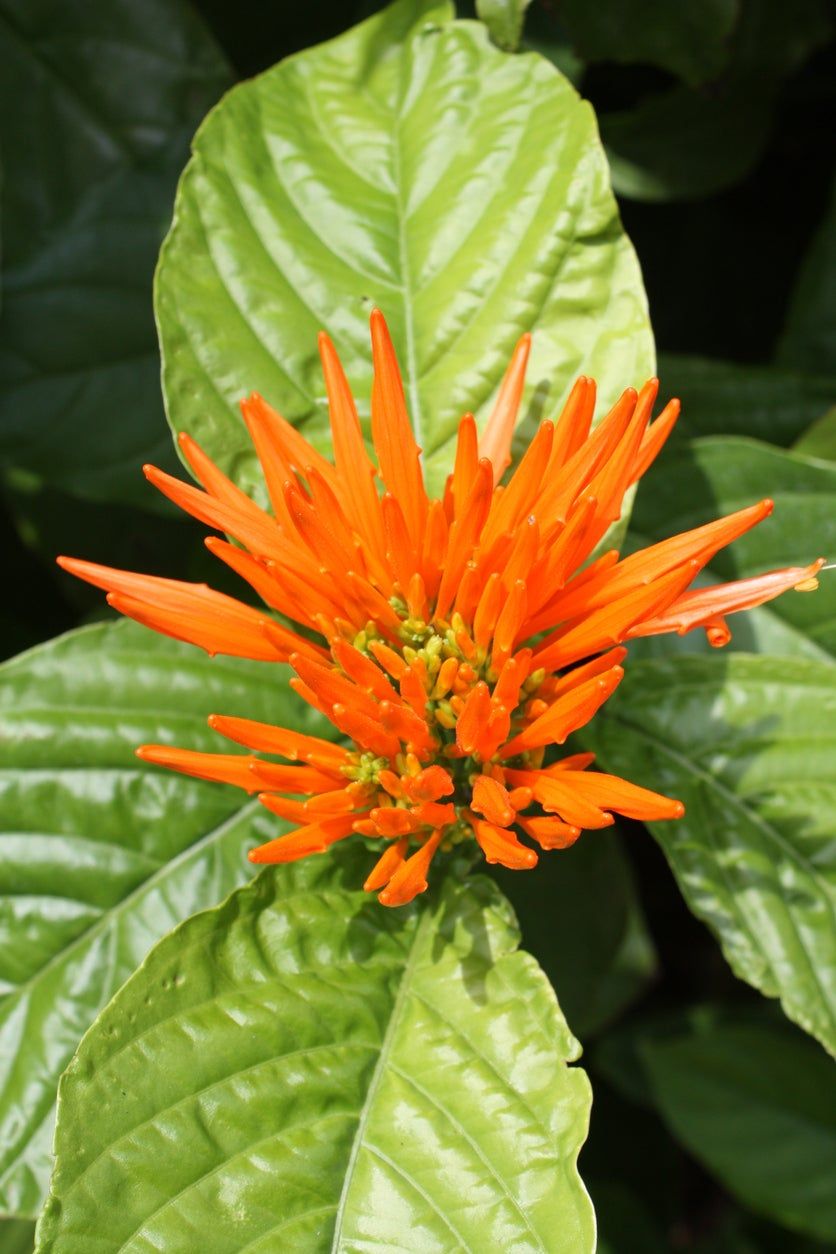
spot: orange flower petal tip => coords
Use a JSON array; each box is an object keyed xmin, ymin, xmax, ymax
[{"xmin": 57, "ymin": 309, "xmax": 820, "ymax": 901}]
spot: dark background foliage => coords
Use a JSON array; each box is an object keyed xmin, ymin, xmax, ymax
[{"xmin": 1, "ymin": 1, "xmax": 834, "ymax": 1249}]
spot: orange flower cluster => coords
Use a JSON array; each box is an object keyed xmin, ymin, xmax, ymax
[{"xmin": 59, "ymin": 312, "xmax": 822, "ymax": 906}]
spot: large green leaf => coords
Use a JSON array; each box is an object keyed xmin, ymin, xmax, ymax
[
  {"xmin": 155, "ymin": 0, "xmax": 653, "ymax": 499},
  {"xmin": 492, "ymin": 827, "xmax": 657, "ymax": 1039},
  {"xmin": 0, "ymin": 0, "xmax": 230, "ymax": 508},
  {"xmin": 578, "ymin": 655, "xmax": 836, "ymax": 1056},
  {"xmin": 657, "ymin": 354, "xmax": 836, "ymax": 448},
  {"xmin": 0, "ymin": 618, "xmax": 326, "ymax": 1218},
  {"xmin": 635, "ymin": 1009, "xmax": 836, "ymax": 1241},
  {"xmin": 630, "ymin": 436, "xmax": 836, "ymax": 658},
  {"xmin": 36, "ymin": 849, "xmax": 595, "ymax": 1252}
]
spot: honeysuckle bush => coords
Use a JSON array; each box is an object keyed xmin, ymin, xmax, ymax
[{"xmin": 1, "ymin": 0, "xmax": 835, "ymax": 1250}]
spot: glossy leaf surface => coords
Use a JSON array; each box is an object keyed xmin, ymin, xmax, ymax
[
  {"xmin": 637, "ymin": 1009, "xmax": 836, "ymax": 1240},
  {"xmin": 631, "ymin": 436, "xmax": 836, "ymax": 657},
  {"xmin": 579, "ymin": 655, "xmax": 836, "ymax": 1055},
  {"xmin": 156, "ymin": 0, "xmax": 652, "ymax": 499},
  {"xmin": 0, "ymin": 619, "xmax": 324, "ymax": 1216},
  {"xmin": 0, "ymin": 0, "xmax": 230, "ymax": 507},
  {"xmin": 37, "ymin": 850, "xmax": 595, "ymax": 1252}
]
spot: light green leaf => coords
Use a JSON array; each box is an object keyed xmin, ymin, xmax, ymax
[
  {"xmin": 0, "ymin": 618, "xmax": 326, "ymax": 1217},
  {"xmin": 155, "ymin": 0, "xmax": 653, "ymax": 499},
  {"xmin": 630, "ymin": 436, "xmax": 836, "ymax": 658},
  {"xmin": 492, "ymin": 826, "xmax": 657, "ymax": 1039},
  {"xmin": 778, "ymin": 177, "xmax": 836, "ymax": 375},
  {"xmin": 658, "ymin": 354, "xmax": 836, "ymax": 448},
  {"xmin": 0, "ymin": 0, "xmax": 231, "ymax": 508},
  {"xmin": 636, "ymin": 1009, "xmax": 836, "ymax": 1241},
  {"xmin": 476, "ymin": 0, "xmax": 532, "ymax": 53},
  {"xmin": 578, "ymin": 655, "xmax": 836, "ymax": 1056},
  {"xmin": 559, "ymin": 0, "xmax": 738, "ymax": 87},
  {"xmin": 36, "ymin": 849, "xmax": 595, "ymax": 1253}
]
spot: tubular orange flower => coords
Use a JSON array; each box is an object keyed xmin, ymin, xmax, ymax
[{"xmin": 58, "ymin": 310, "xmax": 824, "ymax": 907}]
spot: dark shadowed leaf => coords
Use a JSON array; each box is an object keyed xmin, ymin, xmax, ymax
[
  {"xmin": 637, "ymin": 1009, "xmax": 836, "ymax": 1241},
  {"xmin": 658, "ymin": 354, "xmax": 835, "ymax": 448},
  {"xmin": 0, "ymin": 0, "xmax": 231, "ymax": 508},
  {"xmin": 778, "ymin": 177, "xmax": 836, "ymax": 376},
  {"xmin": 560, "ymin": 0, "xmax": 738, "ymax": 87},
  {"xmin": 491, "ymin": 827, "xmax": 657, "ymax": 1039}
]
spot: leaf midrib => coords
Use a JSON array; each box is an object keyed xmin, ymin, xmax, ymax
[{"xmin": 329, "ymin": 904, "xmax": 432, "ymax": 1251}]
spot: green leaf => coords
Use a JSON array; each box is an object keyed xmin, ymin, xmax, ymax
[
  {"xmin": 0, "ymin": 1217, "xmax": 36, "ymax": 1254},
  {"xmin": 36, "ymin": 850, "xmax": 595, "ymax": 1252},
  {"xmin": 476, "ymin": 0, "xmax": 532, "ymax": 52},
  {"xmin": 0, "ymin": 618, "xmax": 327, "ymax": 1217},
  {"xmin": 658, "ymin": 354, "xmax": 836, "ymax": 448},
  {"xmin": 794, "ymin": 406, "xmax": 836, "ymax": 463},
  {"xmin": 492, "ymin": 827, "xmax": 657, "ymax": 1039},
  {"xmin": 630, "ymin": 436, "xmax": 836, "ymax": 658},
  {"xmin": 578, "ymin": 655, "xmax": 836, "ymax": 1056},
  {"xmin": 0, "ymin": 0, "xmax": 231, "ymax": 509},
  {"xmin": 559, "ymin": 0, "xmax": 738, "ymax": 87},
  {"xmin": 155, "ymin": 0, "xmax": 653, "ymax": 500},
  {"xmin": 636, "ymin": 1008, "xmax": 836, "ymax": 1241},
  {"xmin": 778, "ymin": 177, "xmax": 836, "ymax": 376}
]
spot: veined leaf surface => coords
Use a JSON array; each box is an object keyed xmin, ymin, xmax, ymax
[
  {"xmin": 579, "ymin": 655, "xmax": 836, "ymax": 1056},
  {"xmin": 36, "ymin": 850, "xmax": 595, "ymax": 1252},
  {"xmin": 155, "ymin": 0, "xmax": 653, "ymax": 498},
  {"xmin": 0, "ymin": 619, "xmax": 323, "ymax": 1216}
]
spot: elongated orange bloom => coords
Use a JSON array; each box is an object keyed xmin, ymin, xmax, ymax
[{"xmin": 58, "ymin": 310, "xmax": 823, "ymax": 906}]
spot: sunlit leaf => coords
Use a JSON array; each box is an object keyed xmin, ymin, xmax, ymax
[
  {"xmin": 155, "ymin": 0, "xmax": 653, "ymax": 499},
  {"xmin": 0, "ymin": 0, "xmax": 231, "ymax": 508},
  {"xmin": 476, "ymin": 0, "xmax": 532, "ymax": 53},
  {"xmin": 36, "ymin": 851, "xmax": 595, "ymax": 1252},
  {"xmin": 0, "ymin": 619, "xmax": 325, "ymax": 1217},
  {"xmin": 579, "ymin": 655, "xmax": 836, "ymax": 1056}
]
